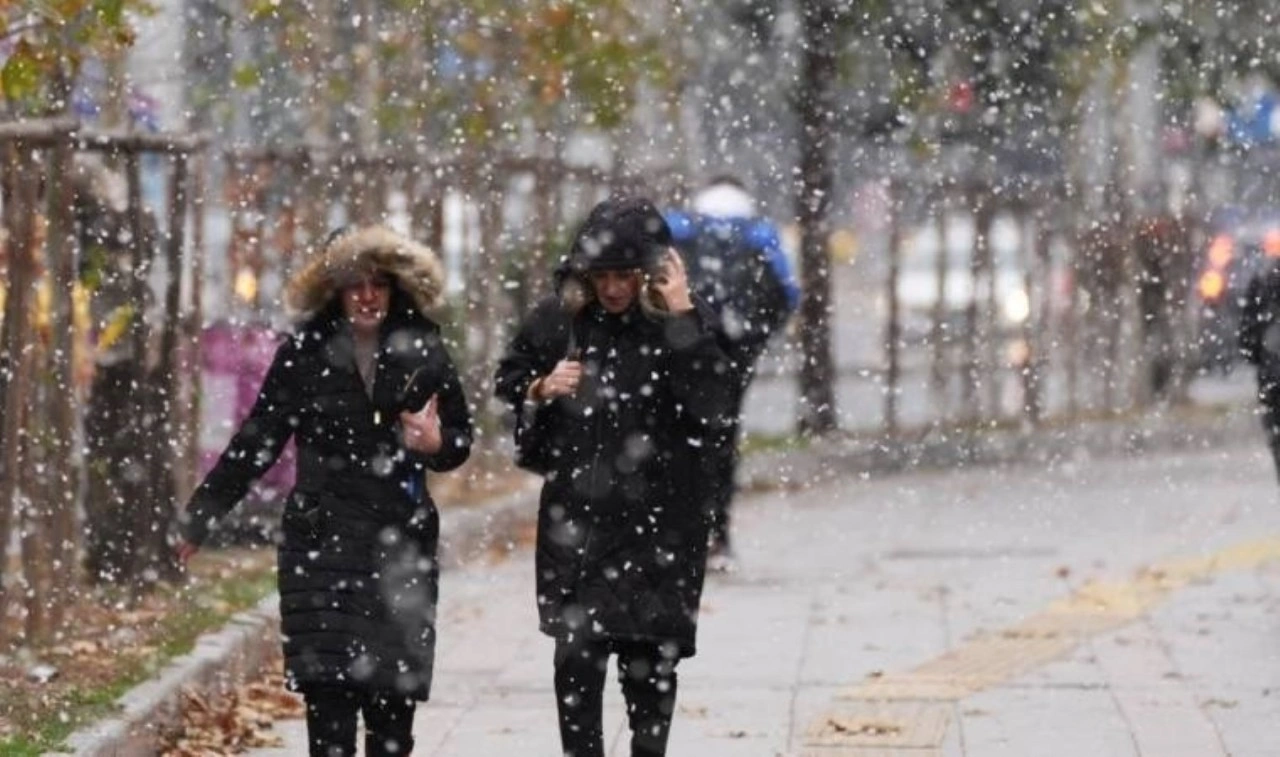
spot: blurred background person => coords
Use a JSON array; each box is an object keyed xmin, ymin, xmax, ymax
[{"xmin": 665, "ymin": 176, "xmax": 799, "ymax": 571}]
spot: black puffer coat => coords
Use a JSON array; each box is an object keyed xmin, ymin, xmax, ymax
[
  {"xmin": 1241, "ymin": 258, "xmax": 1280, "ymax": 385},
  {"xmin": 182, "ymin": 227, "xmax": 472, "ymax": 700},
  {"xmin": 494, "ymin": 296, "xmax": 731, "ymax": 657}
]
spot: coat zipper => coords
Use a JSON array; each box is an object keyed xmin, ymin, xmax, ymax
[{"xmin": 576, "ymin": 327, "xmax": 614, "ymax": 590}]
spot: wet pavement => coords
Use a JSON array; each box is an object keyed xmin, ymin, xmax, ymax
[{"xmin": 246, "ymin": 431, "xmax": 1280, "ymax": 756}]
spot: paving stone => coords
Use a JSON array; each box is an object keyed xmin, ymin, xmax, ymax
[
  {"xmin": 958, "ymin": 686, "xmax": 1138, "ymax": 757},
  {"xmin": 1091, "ymin": 625, "xmax": 1228, "ymax": 757}
]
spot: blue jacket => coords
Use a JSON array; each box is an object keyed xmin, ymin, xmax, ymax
[{"xmin": 664, "ymin": 210, "xmax": 801, "ymax": 312}]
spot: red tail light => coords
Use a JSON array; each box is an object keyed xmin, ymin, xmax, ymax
[{"xmin": 1208, "ymin": 234, "xmax": 1234, "ymax": 268}]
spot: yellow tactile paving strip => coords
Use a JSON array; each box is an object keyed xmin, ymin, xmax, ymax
[
  {"xmin": 801, "ymin": 535, "xmax": 1280, "ymax": 753},
  {"xmin": 801, "ymin": 750, "xmax": 942, "ymax": 757},
  {"xmin": 804, "ymin": 701, "xmax": 952, "ymax": 747},
  {"xmin": 801, "ymin": 746, "xmax": 943, "ymax": 757}
]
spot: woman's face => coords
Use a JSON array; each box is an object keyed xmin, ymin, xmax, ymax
[
  {"xmin": 340, "ymin": 272, "xmax": 392, "ymax": 334},
  {"xmin": 588, "ymin": 269, "xmax": 641, "ymax": 314}
]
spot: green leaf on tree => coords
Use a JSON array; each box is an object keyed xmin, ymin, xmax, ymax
[
  {"xmin": 94, "ymin": 0, "xmax": 125, "ymax": 27},
  {"xmin": 2, "ymin": 41, "xmax": 43, "ymax": 102}
]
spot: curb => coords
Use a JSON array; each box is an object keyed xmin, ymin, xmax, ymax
[
  {"xmin": 60, "ymin": 594, "xmax": 280, "ymax": 757},
  {"xmin": 55, "ymin": 401, "xmax": 1262, "ymax": 755},
  {"xmin": 56, "ymin": 483, "xmax": 543, "ymax": 756},
  {"xmin": 739, "ymin": 403, "xmax": 1263, "ymax": 491}
]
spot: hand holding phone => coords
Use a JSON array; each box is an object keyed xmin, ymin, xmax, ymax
[
  {"xmin": 399, "ymin": 367, "xmax": 433, "ymax": 412},
  {"xmin": 648, "ymin": 248, "xmax": 694, "ymax": 313},
  {"xmin": 401, "ymin": 394, "xmax": 442, "ymax": 454}
]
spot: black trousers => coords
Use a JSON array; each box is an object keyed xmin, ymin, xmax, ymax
[
  {"xmin": 303, "ymin": 686, "xmax": 416, "ymax": 757},
  {"xmin": 704, "ymin": 368, "xmax": 750, "ymax": 551},
  {"xmin": 554, "ymin": 637, "xmax": 680, "ymax": 757},
  {"xmin": 1260, "ymin": 381, "xmax": 1280, "ymax": 483}
]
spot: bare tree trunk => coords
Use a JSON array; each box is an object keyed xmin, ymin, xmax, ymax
[
  {"xmin": 43, "ymin": 135, "xmax": 81, "ymax": 626},
  {"xmin": 978, "ymin": 199, "xmax": 999, "ymax": 420},
  {"xmin": 929, "ymin": 199, "xmax": 950, "ymax": 420},
  {"xmin": 300, "ymin": 0, "xmax": 334, "ymax": 243},
  {"xmin": 131, "ymin": 150, "xmax": 178, "ymax": 590},
  {"xmin": 225, "ymin": 158, "xmax": 247, "ymax": 311},
  {"xmin": 1019, "ymin": 209, "xmax": 1045, "ymax": 426},
  {"xmin": 425, "ymin": 183, "xmax": 445, "ymax": 259},
  {"xmin": 20, "ymin": 366, "xmax": 50, "ymax": 643},
  {"xmin": 153, "ymin": 155, "xmax": 190, "ymax": 580},
  {"xmin": 469, "ymin": 174, "xmax": 507, "ymax": 474},
  {"xmin": 0, "ymin": 144, "xmax": 12, "ymax": 437},
  {"xmin": 120, "ymin": 151, "xmax": 154, "ymax": 588},
  {"xmin": 1167, "ymin": 217, "xmax": 1195, "ymax": 404},
  {"xmin": 350, "ymin": 0, "xmax": 382, "ymax": 225},
  {"xmin": 883, "ymin": 179, "xmax": 901, "ymax": 436},
  {"xmin": 275, "ymin": 163, "xmax": 301, "ymax": 280},
  {"xmin": 304, "ymin": 154, "xmax": 331, "ymax": 251},
  {"xmin": 180, "ymin": 153, "xmax": 208, "ymax": 503},
  {"xmin": 1034, "ymin": 208, "xmax": 1055, "ymax": 418},
  {"xmin": 407, "ymin": 168, "xmax": 433, "ymax": 244},
  {"xmin": 1109, "ymin": 61, "xmax": 1135, "ymax": 414},
  {"xmin": 304, "ymin": 0, "xmax": 334, "ymax": 149},
  {"xmin": 961, "ymin": 185, "xmax": 983, "ymax": 424},
  {"xmin": 250, "ymin": 162, "xmax": 269, "ymax": 315},
  {"xmin": 525, "ymin": 132, "xmax": 559, "ymax": 307},
  {"xmin": 0, "ymin": 144, "xmax": 42, "ymax": 639},
  {"xmin": 795, "ymin": 0, "xmax": 839, "ymax": 435}
]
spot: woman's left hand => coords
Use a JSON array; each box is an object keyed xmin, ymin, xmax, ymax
[
  {"xmin": 650, "ymin": 248, "xmax": 695, "ymax": 313},
  {"xmin": 401, "ymin": 394, "xmax": 443, "ymax": 454}
]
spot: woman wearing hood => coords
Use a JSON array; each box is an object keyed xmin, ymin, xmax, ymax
[
  {"xmin": 495, "ymin": 196, "xmax": 732, "ymax": 757},
  {"xmin": 175, "ymin": 226, "xmax": 472, "ymax": 756}
]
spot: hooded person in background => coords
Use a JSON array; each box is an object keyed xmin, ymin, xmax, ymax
[
  {"xmin": 174, "ymin": 226, "xmax": 473, "ymax": 757},
  {"xmin": 664, "ymin": 176, "xmax": 799, "ymax": 571},
  {"xmin": 494, "ymin": 196, "xmax": 732, "ymax": 757}
]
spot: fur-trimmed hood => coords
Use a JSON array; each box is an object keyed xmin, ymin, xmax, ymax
[{"xmin": 284, "ymin": 225, "xmax": 445, "ymax": 320}]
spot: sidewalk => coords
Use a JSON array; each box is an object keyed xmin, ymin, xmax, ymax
[{"xmin": 247, "ymin": 434, "xmax": 1280, "ymax": 756}]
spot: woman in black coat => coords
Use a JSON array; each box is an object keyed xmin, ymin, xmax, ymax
[
  {"xmin": 494, "ymin": 197, "xmax": 731, "ymax": 757},
  {"xmin": 1240, "ymin": 255, "xmax": 1280, "ymax": 482},
  {"xmin": 176, "ymin": 226, "xmax": 472, "ymax": 757}
]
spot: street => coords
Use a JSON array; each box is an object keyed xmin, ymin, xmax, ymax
[
  {"xmin": 739, "ymin": 262, "xmax": 1260, "ymax": 436},
  {"xmin": 247, "ymin": 432, "xmax": 1280, "ymax": 756}
]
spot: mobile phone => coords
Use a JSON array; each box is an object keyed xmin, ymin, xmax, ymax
[{"xmin": 399, "ymin": 367, "xmax": 435, "ymax": 411}]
